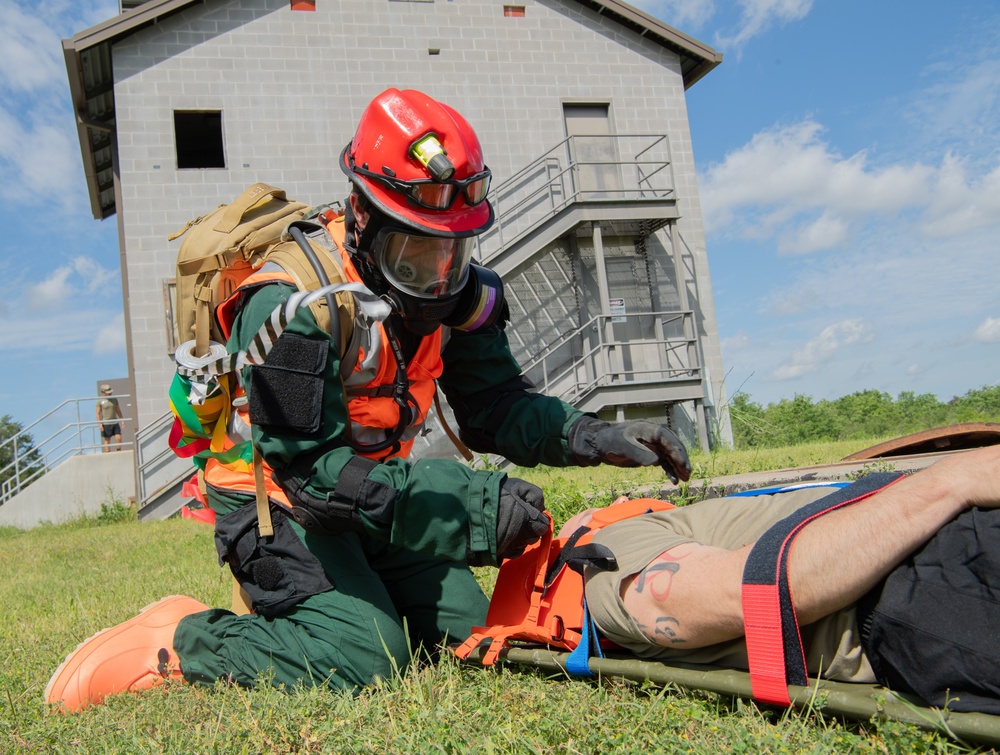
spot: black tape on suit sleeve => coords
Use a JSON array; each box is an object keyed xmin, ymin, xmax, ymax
[{"xmin": 249, "ymin": 332, "xmax": 328, "ymax": 434}]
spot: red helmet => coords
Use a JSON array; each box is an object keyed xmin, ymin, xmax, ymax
[{"xmin": 339, "ymin": 89, "xmax": 494, "ymax": 237}]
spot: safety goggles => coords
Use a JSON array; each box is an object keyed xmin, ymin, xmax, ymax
[
  {"xmin": 349, "ymin": 155, "xmax": 491, "ymax": 210},
  {"xmin": 373, "ymin": 229, "xmax": 473, "ymax": 298}
]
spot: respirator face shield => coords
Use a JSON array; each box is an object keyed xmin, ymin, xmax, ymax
[
  {"xmin": 374, "ymin": 228, "xmax": 473, "ymax": 299},
  {"xmin": 348, "ymin": 210, "xmax": 507, "ymax": 337}
]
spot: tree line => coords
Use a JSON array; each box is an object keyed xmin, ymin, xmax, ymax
[{"xmin": 728, "ymin": 385, "xmax": 1000, "ymax": 449}]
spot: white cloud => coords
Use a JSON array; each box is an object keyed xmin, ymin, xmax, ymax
[
  {"xmin": 93, "ymin": 312, "xmax": 126, "ymax": 355},
  {"xmin": 721, "ymin": 332, "xmax": 750, "ymax": 352},
  {"xmin": 0, "ymin": 3, "xmax": 66, "ymax": 94},
  {"xmin": 0, "ymin": 1, "xmax": 120, "ymax": 210},
  {"xmin": 920, "ymin": 154, "xmax": 1000, "ymax": 237},
  {"xmin": 975, "ymin": 317, "xmax": 1000, "ymax": 343},
  {"xmin": 714, "ymin": 0, "xmax": 812, "ymax": 54},
  {"xmin": 0, "ymin": 307, "xmax": 110, "ymax": 352},
  {"xmin": 0, "ymin": 120, "xmax": 83, "ymax": 204},
  {"xmin": 776, "ymin": 212, "xmax": 848, "ymax": 255},
  {"xmin": 699, "ymin": 119, "xmax": 1000, "ymax": 251},
  {"xmin": 768, "ymin": 318, "xmax": 873, "ymax": 381},
  {"xmin": 73, "ymin": 256, "xmax": 118, "ymax": 293},
  {"xmin": 911, "ymin": 59, "xmax": 1000, "ymax": 150},
  {"xmin": 628, "ymin": 0, "xmax": 717, "ymax": 31},
  {"xmin": 21, "ymin": 256, "xmax": 117, "ymax": 313},
  {"xmin": 26, "ymin": 267, "xmax": 75, "ymax": 312}
]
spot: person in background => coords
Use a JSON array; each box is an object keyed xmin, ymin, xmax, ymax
[{"xmin": 96, "ymin": 384, "xmax": 123, "ymax": 452}]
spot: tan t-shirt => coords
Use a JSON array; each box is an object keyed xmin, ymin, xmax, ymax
[
  {"xmin": 584, "ymin": 485, "xmax": 876, "ymax": 683},
  {"xmin": 98, "ymin": 397, "xmax": 120, "ymax": 422}
]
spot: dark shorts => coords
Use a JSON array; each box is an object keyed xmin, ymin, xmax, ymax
[
  {"xmin": 858, "ymin": 507, "xmax": 1000, "ymax": 713},
  {"xmin": 100, "ymin": 423, "xmax": 121, "ymax": 439}
]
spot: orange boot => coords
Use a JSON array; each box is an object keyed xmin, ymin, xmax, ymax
[{"xmin": 45, "ymin": 595, "xmax": 210, "ymax": 712}]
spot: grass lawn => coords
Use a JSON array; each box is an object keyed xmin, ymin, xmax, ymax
[{"xmin": 0, "ymin": 439, "xmax": 981, "ymax": 753}]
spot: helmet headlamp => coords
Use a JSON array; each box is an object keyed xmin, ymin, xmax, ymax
[{"xmin": 410, "ymin": 133, "xmax": 455, "ymax": 182}]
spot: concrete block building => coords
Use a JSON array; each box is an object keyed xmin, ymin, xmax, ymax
[{"xmin": 63, "ymin": 0, "xmax": 729, "ymax": 515}]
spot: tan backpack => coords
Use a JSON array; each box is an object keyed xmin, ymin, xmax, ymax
[{"xmin": 168, "ymin": 182, "xmax": 354, "ymax": 358}]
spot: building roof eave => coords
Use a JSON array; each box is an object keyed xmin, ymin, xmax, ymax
[
  {"xmin": 575, "ymin": 0, "xmax": 723, "ymax": 88},
  {"xmin": 62, "ymin": 0, "xmax": 204, "ymax": 219}
]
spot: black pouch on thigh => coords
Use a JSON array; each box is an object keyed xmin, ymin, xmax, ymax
[
  {"xmin": 215, "ymin": 502, "xmax": 334, "ymax": 618},
  {"xmin": 857, "ymin": 507, "xmax": 1000, "ymax": 714}
]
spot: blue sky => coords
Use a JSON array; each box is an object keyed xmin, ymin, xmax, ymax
[{"xmin": 1, "ymin": 0, "xmax": 998, "ymax": 434}]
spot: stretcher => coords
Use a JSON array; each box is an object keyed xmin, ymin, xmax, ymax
[{"xmin": 458, "ymin": 643, "xmax": 1000, "ymax": 747}]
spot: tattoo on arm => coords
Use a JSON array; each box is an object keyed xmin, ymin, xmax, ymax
[
  {"xmin": 632, "ymin": 550, "xmax": 691, "ymax": 646},
  {"xmin": 634, "ymin": 616, "xmax": 687, "ymax": 646},
  {"xmin": 655, "ymin": 616, "xmax": 686, "ymax": 644},
  {"xmin": 634, "ymin": 550, "xmax": 686, "ymax": 601},
  {"xmin": 634, "ymin": 561, "xmax": 679, "ymax": 593}
]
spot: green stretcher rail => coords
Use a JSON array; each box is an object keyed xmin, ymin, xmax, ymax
[{"xmin": 457, "ymin": 644, "xmax": 1000, "ymax": 747}]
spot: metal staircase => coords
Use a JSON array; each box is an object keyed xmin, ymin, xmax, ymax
[{"xmin": 473, "ymin": 133, "xmax": 679, "ymax": 275}]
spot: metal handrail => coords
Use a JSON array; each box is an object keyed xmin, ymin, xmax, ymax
[
  {"xmin": 518, "ymin": 310, "xmax": 702, "ymax": 405},
  {"xmin": 0, "ymin": 395, "xmax": 133, "ymax": 505},
  {"xmin": 475, "ymin": 133, "xmax": 676, "ymax": 263},
  {"xmin": 134, "ymin": 411, "xmax": 183, "ymax": 504}
]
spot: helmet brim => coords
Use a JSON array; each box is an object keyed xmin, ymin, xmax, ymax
[{"xmin": 340, "ymin": 145, "xmax": 494, "ymax": 238}]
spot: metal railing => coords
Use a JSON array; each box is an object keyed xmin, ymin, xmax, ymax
[
  {"xmin": 475, "ymin": 133, "xmax": 676, "ymax": 262},
  {"xmin": 0, "ymin": 396, "xmax": 133, "ymax": 505},
  {"xmin": 518, "ymin": 310, "xmax": 701, "ymax": 406},
  {"xmin": 134, "ymin": 411, "xmax": 192, "ymax": 509}
]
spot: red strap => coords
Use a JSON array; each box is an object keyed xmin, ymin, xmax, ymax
[
  {"xmin": 741, "ymin": 474, "xmax": 905, "ymax": 706},
  {"xmin": 742, "ymin": 584, "xmax": 795, "ymax": 705},
  {"xmin": 180, "ymin": 472, "xmax": 206, "ymax": 505}
]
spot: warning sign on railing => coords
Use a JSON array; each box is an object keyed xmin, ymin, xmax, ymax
[{"xmin": 609, "ymin": 297, "xmax": 627, "ymax": 323}]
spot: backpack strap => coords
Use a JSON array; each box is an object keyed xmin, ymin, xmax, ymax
[
  {"xmin": 215, "ymin": 183, "xmax": 287, "ymax": 234},
  {"xmin": 741, "ymin": 473, "xmax": 905, "ymax": 706},
  {"xmin": 264, "ymin": 238, "xmax": 356, "ymax": 359}
]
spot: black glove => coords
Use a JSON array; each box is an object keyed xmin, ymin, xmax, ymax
[
  {"xmin": 568, "ymin": 417, "xmax": 692, "ymax": 484},
  {"xmin": 495, "ymin": 477, "xmax": 548, "ymax": 562}
]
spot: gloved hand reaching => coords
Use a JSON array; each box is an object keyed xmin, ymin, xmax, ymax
[
  {"xmin": 495, "ymin": 476, "xmax": 548, "ymax": 561},
  {"xmin": 568, "ymin": 417, "xmax": 692, "ymax": 484}
]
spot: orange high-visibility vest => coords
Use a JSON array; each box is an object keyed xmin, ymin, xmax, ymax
[{"xmin": 204, "ymin": 214, "xmax": 443, "ymax": 497}]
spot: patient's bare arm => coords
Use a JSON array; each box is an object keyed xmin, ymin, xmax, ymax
[{"xmin": 622, "ymin": 445, "xmax": 1000, "ymax": 650}]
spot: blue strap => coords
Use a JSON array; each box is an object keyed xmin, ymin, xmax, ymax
[
  {"xmin": 566, "ymin": 599, "xmax": 604, "ymax": 677},
  {"xmin": 728, "ymin": 481, "xmax": 850, "ymax": 498}
]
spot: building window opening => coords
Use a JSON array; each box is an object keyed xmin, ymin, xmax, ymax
[
  {"xmin": 174, "ymin": 111, "xmax": 225, "ymax": 169},
  {"xmin": 503, "ymin": 5, "xmax": 525, "ymax": 17}
]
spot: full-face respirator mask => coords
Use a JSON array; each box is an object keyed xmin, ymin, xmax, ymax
[{"xmin": 344, "ymin": 200, "xmax": 507, "ymax": 336}]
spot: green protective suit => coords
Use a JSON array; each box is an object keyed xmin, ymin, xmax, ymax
[{"xmin": 174, "ymin": 281, "xmax": 586, "ymax": 691}]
